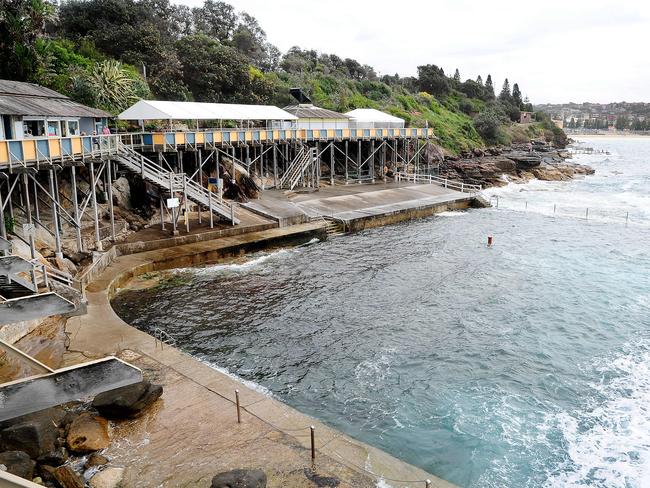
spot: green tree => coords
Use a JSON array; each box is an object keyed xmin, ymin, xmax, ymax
[
  {"xmin": 512, "ymin": 83, "xmax": 523, "ymax": 108},
  {"xmin": 86, "ymin": 59, "xmax": 149, "ymax": 114},
  {"xmin": 417, "ymin": 64, "xmax": 450, "ymax": 98},
  {"xmin": 192, "ymin": 0, "xmax": 237, "ymax": 41},
  {"xmin": 485, "ymin": 74, "xmax": 494, "ymax": 98},
  {"xmin": 0, "ymin": 0, "xmax": 56, "ymax": 81},
  {"xmin": 453, "ymin": 68, "xmax": 460, "ymax": 83},
  {"xmin": 476, "ymin": 75, "xmax": 483, "ymax": 86},
  {"xmin": 615, "ymin": 115, "xmax": 628, "ymax": 130},
  {"xmin": 499, "ymin": 78, "xmax": 511, "ymax": 101},
  {"xmin": 175, "ymin": 34, "xmax": 250, "ymax": 102},
  {"xmin": 474, "ymin": 109, "xmax": 502, "ymax": 142}
]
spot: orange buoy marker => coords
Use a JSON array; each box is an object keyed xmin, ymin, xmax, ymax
[{"xmin": 487, "ymin": 235, "xmax": 493, "ymax": 247}]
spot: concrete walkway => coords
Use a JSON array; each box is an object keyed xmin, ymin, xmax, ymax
[
  {"xmin": 65, "ymin": 224, "xmax": 456, "ymax": 488},
  {"xmin": 243, "ymin": 182, "xmax": 480, "ymax": 233}
]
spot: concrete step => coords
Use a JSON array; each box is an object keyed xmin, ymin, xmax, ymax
[{"xmin": 0, "ymin": 292, "xmax": 76, "ymax": 325}]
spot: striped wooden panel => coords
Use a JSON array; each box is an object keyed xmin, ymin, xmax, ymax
[
  {"xmin": 71, "ymin": 137, "xmax": 82, "ymax": 154},
  {"xmin": 0, "ymin": 142, "xmax": 8, "ymax": 163},
  {"xmin": 48, "ymin": 139, "xmax": 61, "ymax": 158},
  {"xmin": 22, "ymin": 140, "xmax": 36, "ymax": 161},
  {"xmin": 153, "ymin": 134, "xmax": 165, "ymax": 146}
]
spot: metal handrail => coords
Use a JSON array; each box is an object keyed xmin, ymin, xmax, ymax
[{"xmin": 395, "ymin": 172, "xmax": 482, "ymax": 194}]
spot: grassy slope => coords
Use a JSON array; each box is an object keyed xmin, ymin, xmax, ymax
[{"xmin": 282, "ymin": 74, "xmax": 485, "ymax": 154}]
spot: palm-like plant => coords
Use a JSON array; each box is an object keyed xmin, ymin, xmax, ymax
[{"xmin": 87, "ymin": 60, "xmax": 140, "ymax": 113}]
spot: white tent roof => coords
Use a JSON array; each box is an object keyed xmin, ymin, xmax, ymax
[
  {"xmin": 118, "ymin": 100, "xmax": 298, "ymax": 121},
  {"xmin": 344, "ymin": 108, "xmax": 404, "ymax": 123}
]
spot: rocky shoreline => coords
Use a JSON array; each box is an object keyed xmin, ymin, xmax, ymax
[{"xmin": 438, "ymin": 141, "xmax": 595, "ymax": 188}]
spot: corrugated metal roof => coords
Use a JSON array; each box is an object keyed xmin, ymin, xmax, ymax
[
  {"xmin": 118, "ymin": 100, "xmax": 298, "ymax": 121},
  {"xmin": 283, "ymin": 104, "xmax": 349, "ymax": 120},
  {"xmin": 0, "ymin": 79, "xmax": 110, "ymax": 118}
]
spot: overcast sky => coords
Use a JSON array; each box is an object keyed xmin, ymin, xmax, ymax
[{"xmin": 178, "ymin": 0, "xmax": 650, "ymax": 104}]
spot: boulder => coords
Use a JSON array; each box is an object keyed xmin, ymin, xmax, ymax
[
  {"xmin": 92, "ymin": 380, "xmax": 163, "ymax": 419},
  {"xmin": 0, "ymin": 419, "xmax": 58, "ymax": 459},
  {"xmin": 112, "ymin": 177, "xmax": 132, "ymax": 210},
  {"xmin": 66, "ymin": 413, "xmax": 109, "ymax": 453},
  {"xmin": 0, "ymin": 451, "xmax": 36, "ymax": 479},
  {"xmin": 37, "ymin": 446, "xmax": 69, "ymax": 467},
  {"xmin": 211, "ymin": 469, "xmax": 267, "ymax": 488},
  {"xmin": 85, "ymin": 453, "xmax": 109, "ymax": 468},
  {"xmin": 89, "ymin": 467, "xmax": 125, "ymax": 488},
  {"xmin": 52, "ymin": 465, "xmax": 84, "ymax": 488}
]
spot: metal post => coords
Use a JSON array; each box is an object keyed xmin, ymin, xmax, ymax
[
  {"xmin": 345, "ymin": 140, "xmax": 349, "ymax": 184},
  {"xmin": 553, "ymin": 203, "xmax": 556, "ymax": 214},
  {"xmin": 626, "ymin": 211, "xmax": 629, "ymax": 225},
  {"xmin": 169, "ymin": 172, "xmax": 177, "ymax": 236},
  {"xmin": 330, "ymin": 142, "xmax": 335, "ymax": 186},
  {"xmin": 106, "ymin": 161, "xmax": 116, "ymax": 241},
  {"xmin": 32, "ymin": 178, "xmax": 40, "ymax": 222},
  {"xmin": 0, "ymin": 184, "xmax": 6, "ymax": 246},
  {"xmin": 357, "ymin": 141, "xmax": 361, "ymax": 182},
  {"xmin": 197, "ymin": 149, "xmax": 202, "ymax": 225},
  {"xmin": 48, "ymin": 170, "xmax": 63, "ymax": 259},
  {"xmin": 183, "ymin": 176, "xmax": 189, "ymax": 233},
  {"xmin": 370, "ymin": 140, "xmax": 375, "ymax": 183},
  {"xmin": 208, "ymin": 187, "xmax": 214, "ymax": 229},
  {"xmin": 160, "ymin": 196, "xmax": 165, "ymax": 231},
  {"xmin": 273, "ymin": 145, "xmax": 278, "ymax": 188},
  {"xmin": 585, "ymin": 208, "xmax": 589, "ymax": 220},
  {"xmin": 22, "ymin": 174, "xmax": 35, "ymax": 259},
  {"xmin": 310, "ymin": 425, "xmax": 315, "ymax": 461},
  {"xmin": 235, "ymin": 389, "xmax": 241, "ymax": 424},
  {"xmin": 230, "ymin": 201, "xmax": 235, "ymax": 226},
  {"xmin": 70, "ymin": 166, "xmax": 83, "ymax": 252},
  {"xmin": 89, "ymin": 162, "xmax": 102, "ymax": 251}
]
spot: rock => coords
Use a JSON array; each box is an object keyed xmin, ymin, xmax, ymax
[
  {"xmin": 211, "ymin": 469, "xmax": 267, "ymax": 488},
  {"xmin": 66, "ymin": 413, "xmax": 109, "ymax": 453},
  {"xmin": 52, "ymin": 465, "xmax": 84, "ymax": 488},
  {"xmin": 0, "ymin": 419, "xmax": 58, "ymax": 459},
  {"xmin": 37, "ymin": 446, "xmax": 69, "ymax": 467},
  {"xmin": 0, "ymin": 451, "xmax": 36, "ymax": 479},
  {"xmin": 85, "ymin": 453, "xmax": 109, "ymax": 468},
  {"xmin": 89, "ymin": 467, "xmax": 125, "ymax": 488},
  {"xmin": 112, "ymin": 177, "xmax": 132, "ymax": 209},
  {"xmin": 32, "ymin": 476, "xmax": 43, "ymax": 484},
  {"xmin": 92, "ymin": 380, "xmax": 163, "ymax": 419}
]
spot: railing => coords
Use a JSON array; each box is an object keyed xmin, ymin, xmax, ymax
[
  {"xmin": 116, "ymin": 143, "xmax": 238, "ymax": 224},
  {"xmin": 0, "ymin": 134, "xmax": 119, "ymax": 169},
  {"xmin": 395, "ymin": 172, "xmax": 482, "ymax": 194}
]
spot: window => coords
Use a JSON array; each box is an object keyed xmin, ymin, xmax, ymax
[
  {"xmin": 67, "ymin": 120, "xmax": 79, "ymax": 136},
  {"xmin": 47, "ymin": 120, "xmax": 60, "ymax": 137},
  {"xmin": 23, "ymin": 119, "xmax": 45, "ymax": 137}
]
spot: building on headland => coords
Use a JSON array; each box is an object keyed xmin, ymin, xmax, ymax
[
  {"xmin": 519, "ymin": 111, "xmax": 534, "ymax": 124},
  {"xmin": 345, "ymin": 108, "xmax": 405, "ymax": 129},
  {"xmin": 0, "ymin": 79, "xmax": 109, "ymax": 140},
  {"xmin": 0, "ymin": 79, "xmax": 436, "ymax": 266}
]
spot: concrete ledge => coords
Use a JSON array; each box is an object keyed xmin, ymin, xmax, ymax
[{"xmin": 115, "ymin": 222, "xmax": 278, "ymax": 255}]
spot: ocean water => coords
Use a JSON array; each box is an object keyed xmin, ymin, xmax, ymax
[{"xmin": 112, "ymin": 136, "xmax": 650, "ymax": 488}]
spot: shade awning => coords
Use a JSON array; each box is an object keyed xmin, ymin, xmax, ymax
[
  {"xmin": 344, "ymin": 108, "xmax": 405, "ymax": 124},
  {"xmin": 118, "ymin": 100, "xmax": 298, "ymax": 121}
]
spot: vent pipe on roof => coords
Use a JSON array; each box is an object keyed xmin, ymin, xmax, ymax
[{"xmin": 290, "ymin": 88, "xmax": 312, "ymax": 104}]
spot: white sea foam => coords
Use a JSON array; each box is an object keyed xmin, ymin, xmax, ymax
[
  {"xmin": 198, "ymin": 358, "xmax": 274, "ymax": 398},
  {"xmin": 544, "ymin": 345, "xmax": 650, "ymax": 488},
  {"xmin": 436, "ymin": 210, "xmax": 469, "ymax": 217}
]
